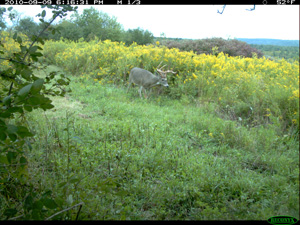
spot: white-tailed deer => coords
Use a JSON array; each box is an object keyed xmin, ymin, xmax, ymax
[{"xmin": 127, "ymin": 62, "xmax": 176, "ymax": 98}]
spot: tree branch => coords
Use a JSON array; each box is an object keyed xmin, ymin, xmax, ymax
[
  {"xmin": 246, "ymin": 5, "xmax": 255, "ymax": 11},
  {"xmin": 7, "ymin": 8, "xmax": 65, "ymax": 96},
  {"xmin": 22, "ymin": 12, "xmax": 62, "ymax": 62},
  {"xmin": 217, "ymin": 5, "xmax": 256, "ymax": 14},
  {"xmin": 45, "ymin": 202, "xmax": 84, "ymax": 220},
  {"xmin": 217, "ymin": 5, "xmax": 226, "ymax": 14}
]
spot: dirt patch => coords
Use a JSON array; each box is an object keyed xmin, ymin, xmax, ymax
[{"xmin": 44, "ymin": 95, "xmax": 85, "ymax": 118}]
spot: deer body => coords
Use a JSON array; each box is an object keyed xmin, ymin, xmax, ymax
[{"xmin": 127, "ymin": 67, "xmax": 169, "ymax": 98}]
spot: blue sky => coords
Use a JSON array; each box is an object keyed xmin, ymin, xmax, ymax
[{"xmin": 3, "ymin": 5, "xmax": 299, "ymax": 40}]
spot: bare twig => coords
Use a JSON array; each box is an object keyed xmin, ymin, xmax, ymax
[
  {"xmin": 75, "ymin": 204, "xmax": 83, "ymax": 220},
  {"xmin": 0, "ymin": 163, "xmax": 27, "ymax": 167},
  {"xmin": 217, "ymin": 5, "xmax": 226, "ymax": 14},
  {"xmin": 218, "ymin": 4, "xmax": 256, "ymax": 14},
  {"xmin": 45, "ymin": 202, "xmax": 84, "ymax": 220},
  {"xmin": 246, "ymin": 5, "xmax": 255, "ymax": 11},
  {"xmin": 0, "ymin": 57, "xmax": 29, "ymax": 65},
  {"xmin": 8, "ymin": 214, "xmax": 24, "ymax": 220},
  {"xmin": 22, "ymin": 12, "xmax": 62, "ymax": 62}
]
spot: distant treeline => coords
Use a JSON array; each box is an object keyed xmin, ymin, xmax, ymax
[
  {"xmin": 1, "ymin": 7, "xmax": 154, "ymax": 46},
  {"xmin": 250, "ymin": 44, "xmax": 299, "ymax": 61},
  {"xmin": 236, "ymin": 38, "xmax": 299, "ymax": 47}
]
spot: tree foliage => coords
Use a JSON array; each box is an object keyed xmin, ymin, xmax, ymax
[
  {"xmin": 14, "ymin": 17, "xmax": 39, "ymax": 38},
  {"xmin": 0, "ymin": 7, "xmax": 15, "ymax": 30},
  {"xmin": 123, "ymin": 27, "xmax": 154, "ymax": 46},
  {"xmin": 250, "ymin": 44, "xmax": 299, "ymax": 61},
  {"xmin": 70, "ymin": 7, "xmax": 123, "ymax": 42},
  {"xmin": 52, "ymin": 19, "xmax": 82, "ymax": 41},
  {"xmin": 1, "ymin": 6, "xmax": 155, "ymax": 46},
  {"xmin": 0, "ymin": 5, "xmax": 77, "ymax": 220}
]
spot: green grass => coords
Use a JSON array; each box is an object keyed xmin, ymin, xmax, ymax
[{"xmin": 24, "ymin": 65, "xmax": 299, "ymax": 220}]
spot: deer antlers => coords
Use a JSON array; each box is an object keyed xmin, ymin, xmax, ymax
[{"xmin": 156, "ymin": 61, "xmax": 176, "ymax": 77}]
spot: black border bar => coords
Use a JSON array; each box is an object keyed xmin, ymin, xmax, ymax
[{"xmin": 1, "ymin": 0, "xmax": 299, "ymax": 5}]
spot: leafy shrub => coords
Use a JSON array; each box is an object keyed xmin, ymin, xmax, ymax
[
  {"xmin": 160, "ymin": 38, "xmax": 263, "ymax": 58},
  {"xmin": 0, "ymin": 5, "xmax": 77, "ymax": 220}
]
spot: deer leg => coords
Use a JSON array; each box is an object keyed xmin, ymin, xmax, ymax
[
  {"xmin": 127, "ymin": 82, "xmax": 132, "ymax": 93},
  {"xmin": 148, "ymin": 88, "xmax": 152, "ymax": 98},
  {"xmin": 144, "ymin": 88, "xmax": 148, "ymax": 99},
  {"xmin": 158, "ymin": 85, "xmax": 163, "ymax": 95},
  {"xmin": 139, "ymin": 86, "xmax": 143, "ymax": 98}
]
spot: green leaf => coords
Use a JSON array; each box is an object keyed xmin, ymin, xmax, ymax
[
  {"xmin": 31, "ymin": 78, "xmax": 44, "ymax": 94},
  {"xmin": 41, "ymin": 10, "xmax": 46, "ymax": 17},
  {"xmin": 7, "ymin": 124, "xmax": 18, "ymax": 134},
  {"xmin": 13, "ymin": 32, "xmax": 17, "ymax": 40},
  {"xmin": 0, "ymin": 155, "xmax": 9, "ymax": 164},
  {"xmin": 66, "ymin": 195, "xmax": 73, "ymax": 205},
  {"xmin": 28, "ymin": 96, "xmax": 41, "ymax": 106},
  {"xmin": 0, "ymin": 131, "xmax": 7, "ymax": 141},
  {"xmin": 0, "ymin": 119, "xmax": 5, "ymax": 125},
  {"xmin": 31, "ymin": 52, "xmax": 43, "ymax": 57},
  {"xmin": 2, "ymin": 95, "xmax": 12, "ymax": 106},
  {"xmin": 7, "ymin": 107, "xmax": 24, "ymax": 114},
  {"xmin": 56, "ymin": 79, "xmax": 67, "ymax": 85},
  {"xmin": 17, "ymin": 126, "xmax": 33, "ymax": 138},
  {"xmin": 8, "ymin": 133, "xmax": 17, "ymax": 142},
  {"xmin": 7, "ymin": 151, "xmax": 17, "ymax": 163},
  {"xmin": 20, "ymin": 156, "xmax": 27, "ymax": 164},
  {"xmin": 4, "ymin": 208, "xmax": 18, "ymax": 218},
  {"xmin": 8, "ymin": 7, "xmax": 13, "ymax": 11},
  {"xmin": 31, "ymin": 35, "xmax": 37, "ymax": 42},
  {"xmin": 32, "ymin": 200, "xmax": 43, "ymax": 210},
  {"xmin": 18, "ymin": 84, "xmax": 33, "ymax": 98},
  {"xmin": 20, "ymin": 46, "xmax": 27, "ymax": 52},
  {"xmin": 24, "ymin": 195, "xmax": 34, "ymax": 211},
  {"xmin": 42, "ymin": 190, "xmax": 52, "ymax": 198},
  {"xmin": 20, "ymin": 69, "xmax": 32, "ymax": 79},
  {"xmin": 29, "ymin": 46, "xmax": 38, "ymax": 54},
  {"xmin": 115, "ymin": 190, "xmax": 129, "ymax": 197},
  {"xmin": 25, "ymin": 139, "xmax": 33, "ymax": 151},
  {"xmin": 69, "ymin": 178, "xmax": 80, "ymax": 184},
  {"xmin": 31, "ymin": 209, "xmax": 42, "ymax": 220},
  {"xmin": 0, "ymin": 111, "xmax": 11, "ymax": 118},
  {"xmin": 43, "ymin": 198, "xmax": 58, "ymax": 209},
  {"xmin": 31, "ymin": 56, "xmax": 38, "ymax": 62},
  {"xmin": 58, "ymin": 181, "xmax": 67, "ymax": 188},
  {"xmin": 40, "ymin": 103, "xmax": 54, "ymax": 110},
  {"xmin": 24, "ymin": 105, "xmax": 33, "ymax": 112},
  {"xmin": 17, "ymin": 36, "xmax": 22, "ymax": 44},
  {"xmin": 38, "ymin": 38, "xmax": 45, "ymax": 45}
]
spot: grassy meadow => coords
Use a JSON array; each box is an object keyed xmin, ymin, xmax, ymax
[{"xmin": 1, "ymin": 35, "xmax": 299, "ymax": 220}]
